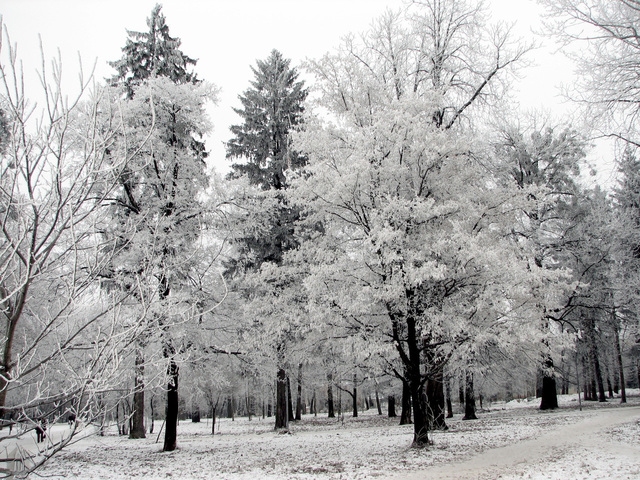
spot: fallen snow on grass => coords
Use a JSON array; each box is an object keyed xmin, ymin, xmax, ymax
[{"xmin": 33, "ymin": 392, "xmax": 640, "ymax": 479}]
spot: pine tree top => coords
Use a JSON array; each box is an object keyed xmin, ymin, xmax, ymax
[
  {"xmin": 109, "ymin": 4, "xmax": 198, "ymax": 98},
  {"xmin": 226, "ymin": 49, "xmax": 308, "ymax": 190}
]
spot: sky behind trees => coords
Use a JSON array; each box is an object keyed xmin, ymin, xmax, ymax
[{"xmin": 2, "ymin": 0, "xmax": 612, "ymax": 181}]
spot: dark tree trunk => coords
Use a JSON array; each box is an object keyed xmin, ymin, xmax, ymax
[
  {"xmin": 458, "ymin": 373, "xmax": 465, "ymax": 410},
  {"xmin": 211, "ymin": 406, "xmax": 216, "ymax": 435},
  {"xmin": 462, "ymin": 371, "xmax": 477, "ymax": 420},
  {"xmin": 163, "ymin": 358, "xmax": 179, "ymax": 452},
  {"xmin": 388, "ymin": 395, "xmax": 397, "ymax": 417},
  {"xmin": 404, "ymin": 313, "xmax": 429, "ymax": 446},
  {"xmin": 226, "ymin": 396, "xmax": 235, "ymax": 419},
  {"xmin": 327, "ymin": 372, "xmax": 335, "ymax": 418},
  {"xmin": 295, "ymin": 363, "xmax": 303, "ymax": 421},
  {"xmin": 588, "ymin": 356, "xmax": 597, "ymax": 401},
  {"xmin": 586, "ymin": 317, "xmax": 607, "ymax": 403},
  {"xmin": 287, "ymin": 376, "xmax": 295, "ymax": 422},
  {"xmin": 312, "ymin": 390, "xmax": 317, "ymax": 416},
  {"xmin": 399, "ymin": 380, "xmax": 412, "ymax": 425},
  {"xmin": 352, "ymin": 372, "xmax": 358, "ymax": 418},
  {"xmin": 129, "ymin": 348, "xmax": 146, "ymax": 439},
  {"xmin": 275, "ymin": 367, "xmax": 288, "ymax": 429},
  {"xmin": 149, "ymin": 395, "xmax": 155, "ymax": 434},
  {"xmin": 539, "ymin": 354, "xmax": 558, "ymax": 410},
  {"xmin": 192, "ymin": 407, "xmax": 201, "ymax": 423},
  {"xmin": 375, "ymin": 389, "xmax": 382, "ymax": 415},
  {"xmin": 116, "ymin": 402, "xmax": 122, "ymax": 435},
  {"xmin": 445, "ymin": 377, "xmax": 453, "ymax": 418},
  {"xmin": 613, "ymin": 314, "xmax": 627, "ymax": 403},
  {"xmin": 426, "ymin": 366, "xmax": 447, "ymax": 430}
]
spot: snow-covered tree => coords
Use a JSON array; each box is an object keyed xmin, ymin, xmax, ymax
[
  {"xmin": 102, "ymin": 76, "xmax": 216, "ymax": 451},
  {"xmin": 540, "ymin": 0, "xmax": 640, "ymax": 147},
  {"xmin": 109, "ymin": 3, "xmax": 198, "ymax": 98},
  {"xmin": 224, "ymin": 50, "xmax": 307, "ymax": 430},
  {"xmin": 493, "ymin": 119, "xmax": 587, "ymax": 409},
  {"xmin": 289, "ymin": 2, "xmax": 545, "ymax": 447},
  {"xmin": 0, "ymin": 23, "xmax": 150, "ymax": 475},
  {"xmin": 107, "ymin": 4, "xmax": 217, "ymax": 448}
]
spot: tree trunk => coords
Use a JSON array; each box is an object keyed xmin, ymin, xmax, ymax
[
  {"xmin": 352, "ymin": 372, "xmax": 358, "ymax": 418},
  {"xmin": 275, "ymin": 367, "xmax": 288, "ymax": 429},
  {"xmin": 129, "ymin": 347, "xmax": 146, "ymax": 439},
  {"xmin": 295, "ymin": 363, "xmax": 303, "ymax": 421},
  {"xmin": 388, "ymin": 395, "xmax": 397, "ymax": 417},
  {"xmin": 327, "ymin": 372, "xmax": 335, "ymax": 418},
  {"xmin": 426, "ymin": 366, "xmax": 447, "ymax": 430},
  {"xmin": 400, "ymin": 380, "xmax": 412, "ymax": 425},
  {"xmin": 462, "ymin": 371, "xmax": 477, "ymax": 420},
  {"xmin": 586, "ymin": 317, "xmax": 607, "ymax": 403},
  {"xmin": 445, "ymin": 377, "xmax": 453, "ymax": 418},
  {"xmin": 613, "ymin": 313, "xmax": 627, "ymax": 403},
  {"xmin": 312, "ymin": 390, "xmax": 317, "ymax": 416},
  {"xmin": 287, "ymin": 376, "xmax": 295, "ymax": 422},
  {"xmin": 149, "ymin": 394, "xmax": 155, "ymax": 434},
  {"xmin": 163, "ymin": 358, "xmax": 179, "ymax": 452},
  {"xmin": 606, "ymin": 371, "xmax": 614, "ymax": 399},
  {"xmin": 211, "ymin": 406, "xmax": 216, "ymax": 435},
  {"xmin": 539, "ymin": 353, "xmax": 558, "ymax": 410},
  {"xmin": 405, "ymin": 314, "xmax": 429, "ymax": 446},
  {"xmin": 375, "ymin": 389, "xmax": 382, "ymax": 415},
  {"xmin": 192, "ymin": 406, "xmax": 201, "ymax": 423}
]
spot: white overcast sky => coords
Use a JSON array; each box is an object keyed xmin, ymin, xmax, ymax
[{"xmin": 2, "ymin": 0, "xmax": 595, "ymax": 178}]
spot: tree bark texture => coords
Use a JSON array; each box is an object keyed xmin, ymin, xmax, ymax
[
  {"xmin": 129, "ymin": 347, "xmax": 146, "ymax": 439},
  {"xmin": 539, "ymin": 353, "xmax": 558, "ymax": 410},
  {"xmin": 295, "ymin": 363, "xmax": 303, "ymax": 421},
  {"xmin": 400, "ymin": 380, "xmax": 412, "ymax": 425},
  {"xmin": 388, "ymin": 395, "xmax": 397, "ymax": 417},
  {"xmin": 163, "ymin": 358, "xmax": 179, "ymax": 452},
  {"xmin": 462, "ymin": 371, "xmax": 478, "ymax": 420},
  {"xmin": 426, "ymin": 366, "xmax": 447, "ymax": 430},
  {"xmin": 327, "ymin": 372, "xmax": 335, "ymax": 418},
  {"xmin": 613, "ymin": 314, "xmax": 627, "ymax": 403},
  {"xmin": 275, "ymin": 367, "xmax": 288, "ymax": 429}
]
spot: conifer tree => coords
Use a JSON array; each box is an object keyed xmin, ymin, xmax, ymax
[
  {"xmin": 109, "ymin": 3, "xmax": 197, "ymax": 98},
  {"xmin": 227, "ymin": 49, "xmax": 307, "ymax": 192},
  {"xmin": 107, "ymin": 4, "xmax": 213, "ymax": 449},
  {"xmin": 225, "ymin": 50, "xmax": 307, "ymax": 430}
]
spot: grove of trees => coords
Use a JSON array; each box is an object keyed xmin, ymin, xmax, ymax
[{"xmin": 1, "ymin": 0, "xmax": 640, "ymax": 476}]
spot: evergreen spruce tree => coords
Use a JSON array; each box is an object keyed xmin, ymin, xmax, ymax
[
  {"xmin": 107, "ymin": 4, "xmax": 212, "ymax": 450},
  {"xmin": 225, "ymin": 50, "xmax": 307, "ymax": 430},
  {"xmin": 109, "ymin": 3, "xmax": 197, "ymax": 98},
  {"xmin": 227, "ymin": 49, "xmax": 307, "ymax": 192}
]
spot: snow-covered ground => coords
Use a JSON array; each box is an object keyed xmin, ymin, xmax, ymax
[{"xmin": 11, "ymin": 392, "xmax": 640, "ymax": 479}]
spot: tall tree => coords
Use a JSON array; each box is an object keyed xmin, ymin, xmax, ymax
[
  {"xmin": 290, "ymin": 2, "xmax": 544, "ymax": 447},
  {"xmin": 108, "ymin": 4, "xmax": 215, "ymax": 449},
  {"xmin": 0, "ymin": 23, "xmax": 142, "ymax": 475},
  {"xmin": 493, "ymin": 120, "xmax": 587, "ymax": 410},
  {"xmin": 109, "ymin": 3, "xmax": 197, "ymax": 98},
  {"xmin": 226, "ymin": 49, "xmax": 307, "ymax": 192},
  {"xmin": 225, "ymin": 49, "xmax": 307, "ymax": 430}
]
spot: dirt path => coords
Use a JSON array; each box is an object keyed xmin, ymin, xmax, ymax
[{"xmin": 399, "ymin": 406, "xmax": 640, "ymax": 479}]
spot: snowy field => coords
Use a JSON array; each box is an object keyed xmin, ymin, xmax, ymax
[{"xmin": 11, "ymin": 392, "xmax": 640, "ymax": 479}]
